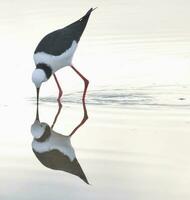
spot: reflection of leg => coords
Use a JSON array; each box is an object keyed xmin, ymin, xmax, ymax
[
  {"xmin": 70, "ymin": 65, "xmax": 89, "ymax": 102},
  {"xmin": 52, "ymin": 74, "xmax": 63, "ymax": 129},
  {"xmin": 69, "ymin": 65, "xmax": 89, "ymax": 136},
  {"xmin": 51, "ymin": 101, "xmax": 62, "ymax": 129},
  {"xmin": 53, "ymin": 73, "xmax": 63, "ymax": 102},
  {"xmin": 69, "ymin": 99, "xmax": 88, "ymax": 136}
]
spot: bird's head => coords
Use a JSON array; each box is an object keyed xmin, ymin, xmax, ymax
[{"xmin": 32, "ymin": 69, "xmax": 47, "ymax": 104}]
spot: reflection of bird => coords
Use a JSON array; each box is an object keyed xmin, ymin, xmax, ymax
[
  {"xmin": 31, "ymin": 122, "xmax": 89, "ymax": 184},
  {"xmin": 30, "ymin": 100, "xmax": 89, "ymax": 184},
  {"xmin": 32, "ymin": 8, "xmax": 96, "ymax": 105}
]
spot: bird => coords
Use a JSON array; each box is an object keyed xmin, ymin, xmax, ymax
[
  {"xmin": 31, "ymin": 99, "xmax": 89, "ymax": 184},
  {"xmin": 32, "ymin": 8, "xmax": 96, "ymax": 105}
]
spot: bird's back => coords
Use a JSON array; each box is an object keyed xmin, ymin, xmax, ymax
[{"xmin": 34, "ymin": 8, "xmax": 94, "ymax": 56}]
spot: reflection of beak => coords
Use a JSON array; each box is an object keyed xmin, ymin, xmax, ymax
[
  {"xmin": 36, "ymin": 87, "xmax": 40, "ymax": 121},
  {"xmin": 35, "ymin": 104, "xmax": 39, "ymax": 121}
]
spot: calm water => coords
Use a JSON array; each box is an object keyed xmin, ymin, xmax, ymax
[{"xmin": 0, "ymin": 0, "xmax": 190, "ymax": 199}]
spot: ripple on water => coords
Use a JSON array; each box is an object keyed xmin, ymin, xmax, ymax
[{"xmin": 29, "ymin": 85, "xmax": 190, "ymax": 109}]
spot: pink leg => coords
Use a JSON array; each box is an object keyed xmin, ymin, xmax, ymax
[
  {"xmin": 69, "ymin": 87, "xmax": 88, "ymax": 136},
  {"xmin": 51, "ymin": 100, "xmax": 62, "ymax": 129},
  {"xmin": 70, "ymin": 65, "xmax": 89, "ymax": 102},
  {"xmin": 53, "ymin": 74, "xmax": 63, "ymax": 103},
  {"xmin": 69, "ymin": 65, "xmax": 89, "ymax": 137},
  {"xmin": 69, "ymin": 101, "xmax": 88, "ymax": 136}
]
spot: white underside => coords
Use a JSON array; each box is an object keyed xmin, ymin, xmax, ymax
[
  {"xmin": 33, "ymin": 40, "xmax": 78, "ymax": 72},
  {"xmin": 32, "ymin": 130, "xmax": 76, "ymax": 161}
]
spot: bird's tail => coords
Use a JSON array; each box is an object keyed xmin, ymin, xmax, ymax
[
  {"xmin": 64, "ymin": 7, "xmax": 96, "ymax": 42},
  {"xmin": 82, "ymin": 7, "xmax": 97, "ymax": 18}
]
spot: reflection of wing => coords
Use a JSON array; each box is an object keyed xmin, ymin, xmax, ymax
[
  {"xmin": 33, "ymin": 149, "xmax": 89, "ymax": 184},
  {"xmin": 32, "ymin": 130, "xmax": 89, "ymax": 184}
]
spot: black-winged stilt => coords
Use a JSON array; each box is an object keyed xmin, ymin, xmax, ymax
[{"xmin": 32, "ymin": 8, "xmax": 96, "ymax": 104}]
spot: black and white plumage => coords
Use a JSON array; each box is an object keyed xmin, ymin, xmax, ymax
[
  {"xmin": 31, "ymin": 122, "xmax": 89, "ymax": 184},
  {"xmin": 32, "ymin": 8, "xmax": 95, "ymax": 103},
  {"xmin": 34, "ymin": 8, "xmax": 93, "ymax": 56}
]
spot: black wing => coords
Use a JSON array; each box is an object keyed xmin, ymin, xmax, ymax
[{"xmin": 34, "ymin": 8, "xmax": 94, "ymax": 56}]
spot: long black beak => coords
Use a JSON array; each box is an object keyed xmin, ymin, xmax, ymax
[{"xmin": 36, "ymin": 87, "xmax": 40, "ymax": 121}]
